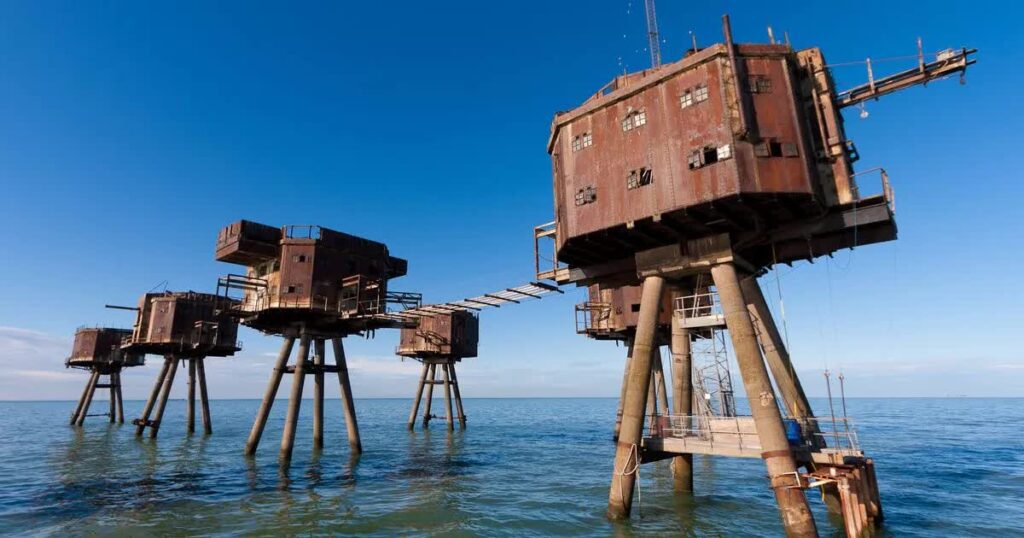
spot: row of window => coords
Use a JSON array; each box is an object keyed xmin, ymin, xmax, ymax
[
  {"xmin": 571, "ymin": 132, "xmax": 593, "ymax": 152},
  {"xmin": 679, "ymin": 83, "xmax": 709, "ymax": 108},
  {"xmin": 688, "ymin": 144, "xmax": 733, "ymax": 170},
  {"xmin": 621, "ymin": 109, "xmax": 647, "ymax": 131}
]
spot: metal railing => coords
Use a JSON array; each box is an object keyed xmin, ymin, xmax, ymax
[
  {"xmin": 574, "ymin": 301, "xmax": 612, "ymax": 334},
  {"xmin": 673, "ymin": 290, "xmax": 724, "ymax": 327},
  {"xmin": 644, "ymin": 414, "xmax": 862, "ymax": 456},
  {"xmin": 851, "ymin": 167, "xmax": 895, "ymax": 213}
]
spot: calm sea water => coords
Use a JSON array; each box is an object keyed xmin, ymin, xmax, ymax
[{"xmin": 0, "ymin": 397, "xmax": 1020, "ymax": 536}]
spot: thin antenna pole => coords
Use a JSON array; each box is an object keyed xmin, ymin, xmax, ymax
[
  {"xmin": 690, "ymin": 31, "xmax": 698, "ymax": 53},
  {"xmin": 838, "ymin": 371, "xmax": 851, "ymax": 442},
  {"xmin": 644, "ymin": 0, "xmax": 661, "ymax": 68},
  {"xmin": 824, "ymin": 370, "xmax": 840, "ymax": 448},
  {"xmin": 767, "ymin": 26, "xmax": 776, "ymax": 44}
]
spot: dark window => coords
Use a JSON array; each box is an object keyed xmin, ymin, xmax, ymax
[
  {"xmin": 574, "ymin": 185, "xmax": 597, "ymax": 206},
  {"xmin": 627, "ymin": 167, "xmax": 653, "ymax": 190},
  {"xmin": 631, "ymin": 304, "xmax": 641, "ymax": 313},
  {"xmin": 749, "ymin": 76, "xmax": 772, "ymax": 94}
]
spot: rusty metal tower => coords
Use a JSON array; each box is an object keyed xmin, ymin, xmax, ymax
[
  {"xmin": 108, "ymin": 291, "xmax": 242, "ymax": 437},
  {"xmin": 66, "ymin": 327, "xmax": 145, "ymax": 426},
  {"xmin": 214, "ymin": 220, "xmax": 417, "ymax": 462},
  {"xmin": 534, "ymin": 14, "xmax": 975, "ymax": 536}
]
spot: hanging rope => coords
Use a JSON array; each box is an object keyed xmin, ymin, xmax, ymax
[{"xmin": 615, "ymin": 443, "xmax": 643, "ymax": 517}]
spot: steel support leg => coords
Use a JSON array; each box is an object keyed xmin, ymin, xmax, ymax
[
  {"xmin": 712, "ymin": 263, "xmax": 816, "ymax": 537},
  {"xmin": 114, "ymin": 371, "xmax": 125, "ymax": 424},
  {"xmin": 245, "ymin": 336, "xmax": 295, "ymax": 455},
  {"xmin": 607, "ymin": 275, "xmax": 664, "ymax": 520},
  {"xmin": 332, "ymin": 338, "xmax": 362, "ymax": 453}
]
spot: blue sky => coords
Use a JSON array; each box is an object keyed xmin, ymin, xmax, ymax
[{"xmin": 1, "ymin": 1, "xmax": 1021, "ymax": 400}]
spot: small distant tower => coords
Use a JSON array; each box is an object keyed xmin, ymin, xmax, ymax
[
  {"xmin": 119, "ymin": 291, "xmax": 241, "ymax": 437},
  {"xmin": 215, "ymin": 220, "xmax": 415, "ymax": 461},
  {"xmin": 397, "ymin": 310, "xmax": 478, "ymax": 430},
  {"xmin": 66, "ymin": 327, "xmax": 144, "ymax": 426}
]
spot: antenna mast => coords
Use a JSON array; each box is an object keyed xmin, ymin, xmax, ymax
[{"xmin": 644, "ymin": 0, "xmax": 661, "ymax": 68}]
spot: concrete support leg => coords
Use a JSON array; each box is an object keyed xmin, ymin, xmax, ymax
[
  {"xmin": 332, "ymin": 338, "xmax": 362, "ymax": 454},
  {"xmin": 313, "ymin": 339, "xmax": 326, "ymax": 449},
  {"xmin": 712, "ymin": 263, "xmax": 817, "ymax": 537},
  {"xmin": 613, "ymin": 338, "xmax": 635, "ymax": 441},
  {"xmin": 70, "ymin": 371, "xmax": 96, "ymax": 425},
  {"xmin": 280, "ymin": 331, "xmax": 311, "ymax": 463},
  {"xmin": 607, "ymin": 275, "xmax": 664, "ymax": 520},
  {"xmin": 73, "ymin": 371, "xmax": 100, "ymax": 426},
  {"xmin": 655, "ymin": 350, "xmax": 669, "ymax": 412},
  {"xmin": 448, "ymin": 362, "xmax": 467, "ymax": 429},
  {"xmin": 115, "ymin": 372, "xmax": 125, "ymax": 424},
  {"xmin": 408, "ymin": 362, "xmax": 429, "ymax": 429},
  {"xmin": 670, "ymin": 303, "xmax": 693, "ymax": 492},
  {"xmin": 740, "ymin": 276, "xmax": 814, "ymax": 421},
  {"xmin": 150, "ymin": 356, "xmax": 181, "ymax": 438},
  {"xmin": 422, "ymin": 364, "xmax": 437, "ymax": 427},
  {"xmin": 136, "ymin": 357, "xmax": 172, "ymax": 436},
  {"xmin": 441, "ymin": 361, "xmax": 454, "ymax": 431},
  {"xmin": 245, "ymin": 336, "xmax": 295, "ymax": 455},
  {"xmin": 108, "ymin": 374, "xmax": 116, "ymax": 423},
  {"xmin": 187, "ymin": 359, "xmax": 197, "ymax": 434},
  {"xmin": 196, "ymin": 358, "xmax": 212, "ymax": 434}
]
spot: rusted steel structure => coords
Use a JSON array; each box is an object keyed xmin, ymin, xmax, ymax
[
  {"xmin": 393, "ymin": 281, "xmax": 561, "ymax": 431},
  {"xmin": 397, "ymin": 311, "xmax": 477, "ymax": 430},
  {"xmin": 112, "ymin": 291, "xmax": 241, "ymax": 437},
  {"xmin": 66, "ymin": 327, "xmax": 144, "ymax": 426},
  {"xmin": 534, "ymin": 14, "xmax": 975, "ymax": 537},
  {"xmin": 215, "ymin": 220, "xmax": 416, "ymax": 461}
]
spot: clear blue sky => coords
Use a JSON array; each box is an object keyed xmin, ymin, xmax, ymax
[{"xmin": 1, "ymin": 1, "xmax": 1020, "ymax": 400}]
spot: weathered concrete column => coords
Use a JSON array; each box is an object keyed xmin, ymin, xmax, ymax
[
  {"xmin": 607, "ymin": 275, "xmax": 664, "ymax": 520},
  {"xmin": 654, "ymin": 349, "xmax": 669, "ymax": 412},
  {"xmin": 136, "ymin": 357, "xmax": 172, "ymax": 436},
  {"xmin": 245, "ymin": 336, "xmax": 295, "ymax": 455},
  {"xmin": 70, "ymin": 371, "xmax": 96, "ymax": 425},
  {"xmin": 313, "ymin": 339, "xmax": 326, "ymax": 449},
  {"xmin": 448, "ymin": 362, "xmax": 467, "ymax": 428},
  {"xmin": 422, "ymin": 363, "xmax": 437, "ymax": 427},
  {"xmin": 150, "ymin": 356, "xmax": 181, "ymax": 438},
  {"xmin": 741, "ymin": 276, "xmax": 843, "ymax": 512},
  {"xmin": 408, "ymin": 362, "xmax": 429, "ymax": 429},
  {"xmin": 187, "ymin": 359, "xmax": 197, "ymax": 434},
  {"xmin": 332, "ymin": 338, "xmax": 362, "ymax": 453},
  {"xmin": 280, "ymin": 331, "xmax": 312, "ymax": 462},
  {"xmin": 613, "ymin": 338, "xmax": 635, "ymax": 441},
  {"xmin": 441, "ymin": 362, "xmax": 455, "ymax": 431},
  {"xmin": 114, "ymin": 372, "xmax": 125, "ymax": 424},
  {"xmin": 108, "ymin": 374, "xmax": 117, "ymax": 423},
  {"xmin": 196, "ymin": 358, "xmax": 212, "ymax": 434},
  {"xmin": 670, "ymin": 295, "xmax": 693, "ymax": 492},
  {"xmin": 740, "ymin": 277, "xmax": 814, "ymax": 421},
  {"xmin": 712, "ymin": 263, "xmax": 817, "ymax": 537},
  {"xmin": 73, "ymin": 371, "xmax": 100, "ymax": 426}
]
